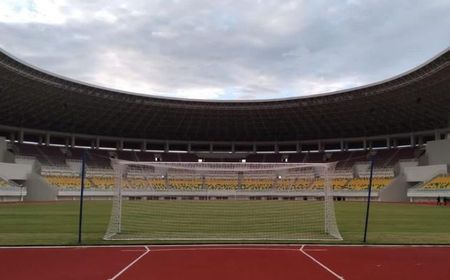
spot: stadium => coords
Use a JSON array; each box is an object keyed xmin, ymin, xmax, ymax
[
  {"xmin": 1, "ymin": 7, "xmax": 450, "ymax": 276},
  {"xmin": 1, "ymin": 45, "xmax": 450, "ymax": 203},
  {"xmin": 1, "ymin": 45, "xmax": 450, "ymax": 279}
]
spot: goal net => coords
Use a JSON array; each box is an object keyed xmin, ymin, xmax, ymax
[{"xmin": 104, "ymin": 160, "xmax": 342, "ymax": 241}]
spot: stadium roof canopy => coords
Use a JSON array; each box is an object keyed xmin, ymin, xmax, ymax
[{"xmin": 0, "ymin": 47, "xmax": 449, "ymax": 146}]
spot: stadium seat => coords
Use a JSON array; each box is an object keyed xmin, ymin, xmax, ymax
[
  {"xmin": 423, "ymin": 176, "xmax": 450, "ymax": 190},
  {"xmin": 346, "ymin": 178, "xmax": 392, "ymax": 190}
]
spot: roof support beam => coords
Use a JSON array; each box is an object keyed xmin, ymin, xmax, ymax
[{"xmin": 45, "ymin": 133, "xmax": 50, "ymax": 146}]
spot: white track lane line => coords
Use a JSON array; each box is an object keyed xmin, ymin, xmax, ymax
[
  {"xmin": 303, "ymin": 248, "xmax": 329, "ymax": 252},
  {"xmin": 108, "ymin": 246, "xmax": 150, "ymax": 280},
  {"xmin": 120, "ymin": 249, "xmax": 148, "ymax": 252},
  {"xmin": 148, "ymin": 247, "xmax": 300, "ymax": 252},
  {"xmin": 299, "ymin": 245, "xmax": 345, "ymax": 280}
]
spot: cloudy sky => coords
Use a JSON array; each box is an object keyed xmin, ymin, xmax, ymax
[{"xmin": 0, "ymin": 0, "xmax": 449, "ymax": 100}]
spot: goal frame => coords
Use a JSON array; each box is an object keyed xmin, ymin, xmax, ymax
[{"xmin": 104, "ymin": 159, "xmax": 342, "ymax": 241}]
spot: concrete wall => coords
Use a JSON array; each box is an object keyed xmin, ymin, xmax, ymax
[
  {"xmin": 408, "ymin": 189, "xmax": 450, "ymax": 201},
  {"xmin": 14, "ymin": 157, "xmax": 41, "ymax": 173},
  {"xmin": 0, "ymin": 162, "xmax": 34, "ymax": 180},
  {"xmin": 397, "ymin": 160, "xmax": 419, "ymax": 169},
  {"xmin": 403, "ymin": 164, "xmax": 447, "ymax": 183},
  {"xmin": 2, "ymin": 151, "xmax": 15, "ymax": 163},
  {"xmin": 425, "ymin": 139, "xmax": 450, "ymax": 165},
  {"xmin": 0, "ymin": 192, "xmax": 26, "ymax": 202},
  {"xmin": 0, "ymin": 137, "xmax": 15, "ymax": 163},
  {"xmin": 353, "ymin": 163, "xmax": 370, "ymax": 177},
  {"xmin": 378, "ymin": 174, "xmax": 410, "ymax": 202},
  {"xmin": 24, "ymin": 172, "xmax": 57, "ymax": 201},
  {"xmin": 0, "ymin": 137, "xmax": 9, "ymax": 162},
  {"xmin": 394, "ymin": 160, "xmax": 418, "ymax": 176}
]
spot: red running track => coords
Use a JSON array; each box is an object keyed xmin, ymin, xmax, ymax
[{"xmin": 0, "ymin": 245, "xmax": 449, "ymax": 280}]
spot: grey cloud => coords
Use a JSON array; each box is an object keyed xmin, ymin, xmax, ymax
[{"xmin": 0, "ymin": 0, "xmax": 449, "ymax": 100}]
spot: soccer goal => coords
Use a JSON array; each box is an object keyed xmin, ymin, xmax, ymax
[{"xmin": 104, "ymin": 160, "xmax": 342, "ymax": 241}]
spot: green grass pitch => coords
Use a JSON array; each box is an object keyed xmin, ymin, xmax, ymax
[
  {"xmin": 113, "ymin": 200, "xmax": 333, "ymax": 241},
  {"xmin": 0, "ymin": 200, "xmax": 449, "ymax": 245}
]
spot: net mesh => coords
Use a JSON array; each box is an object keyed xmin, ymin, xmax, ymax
[{"xmin": 104, "ymin": 160, "xmax": 342, "ymax": 241}]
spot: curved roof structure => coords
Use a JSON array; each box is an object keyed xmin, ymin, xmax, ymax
[{"xmin": 0, "ymin": 47, "xmax": 450, "ymax": 144}]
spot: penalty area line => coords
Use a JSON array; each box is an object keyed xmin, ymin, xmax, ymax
[
  {"xmin": 299, "ymin": 245, "xmax": 345, "ymax": 280},
  {"xmin": 108, "ymin": 246, "xmax": 150, "ymax": 280}
]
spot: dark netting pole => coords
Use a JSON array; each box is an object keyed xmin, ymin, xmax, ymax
[
  {"xmin": 363, "ymin": 154, "xmax": 375, "ymax": 243},
  {"xmin": 78, "ymin": 150, "xmax": 87, "ymax": 244}
]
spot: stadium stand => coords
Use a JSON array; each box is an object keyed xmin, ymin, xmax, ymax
[
  {"xmin": 12, "ymin": 143, "xmax": 406, "ymax": 192},
  {"xmin": 45, "ymin": 176, "xmax": 92, "ymax": 190},
  {"xmin": 241, "ymin": 178, "xmax": 274, "ymax": 191},
  {"xmin": 309, "ymin": 178, "xmax": 351, "ymax": 190},
  {"xmin": 346, "ymin": 178, "xmax": 393, "ymax": 190},
  {"xmin": 169, "ymin": 178, "xmax": 203, "ymax": 190},
  {"xmin": 423, "ymin": 176, "xmax": 450, "ymax": 190},
  {"xmin": 204, "ymin": 178, "xmax": 238, "ymax": 190}
]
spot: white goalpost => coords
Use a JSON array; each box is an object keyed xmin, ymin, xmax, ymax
[{"xmin": 104, "ymin": 160, "xmax": 342, "ymax": 241}]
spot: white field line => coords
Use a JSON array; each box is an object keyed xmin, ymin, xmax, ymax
[
  {"xmin": 108, "ymin": 246, "xmax": 150, "ymax": 280},
  {"xmin": 299, "ymin": 245, "xmax": 345, "ymax": 280},
  {"xmin": 0, "ymin": 245, "xmax": 150, "ymax": 249},
  {"xmin": 1, "ymin": 244, "xmax": 450, "ymax": 250}
]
